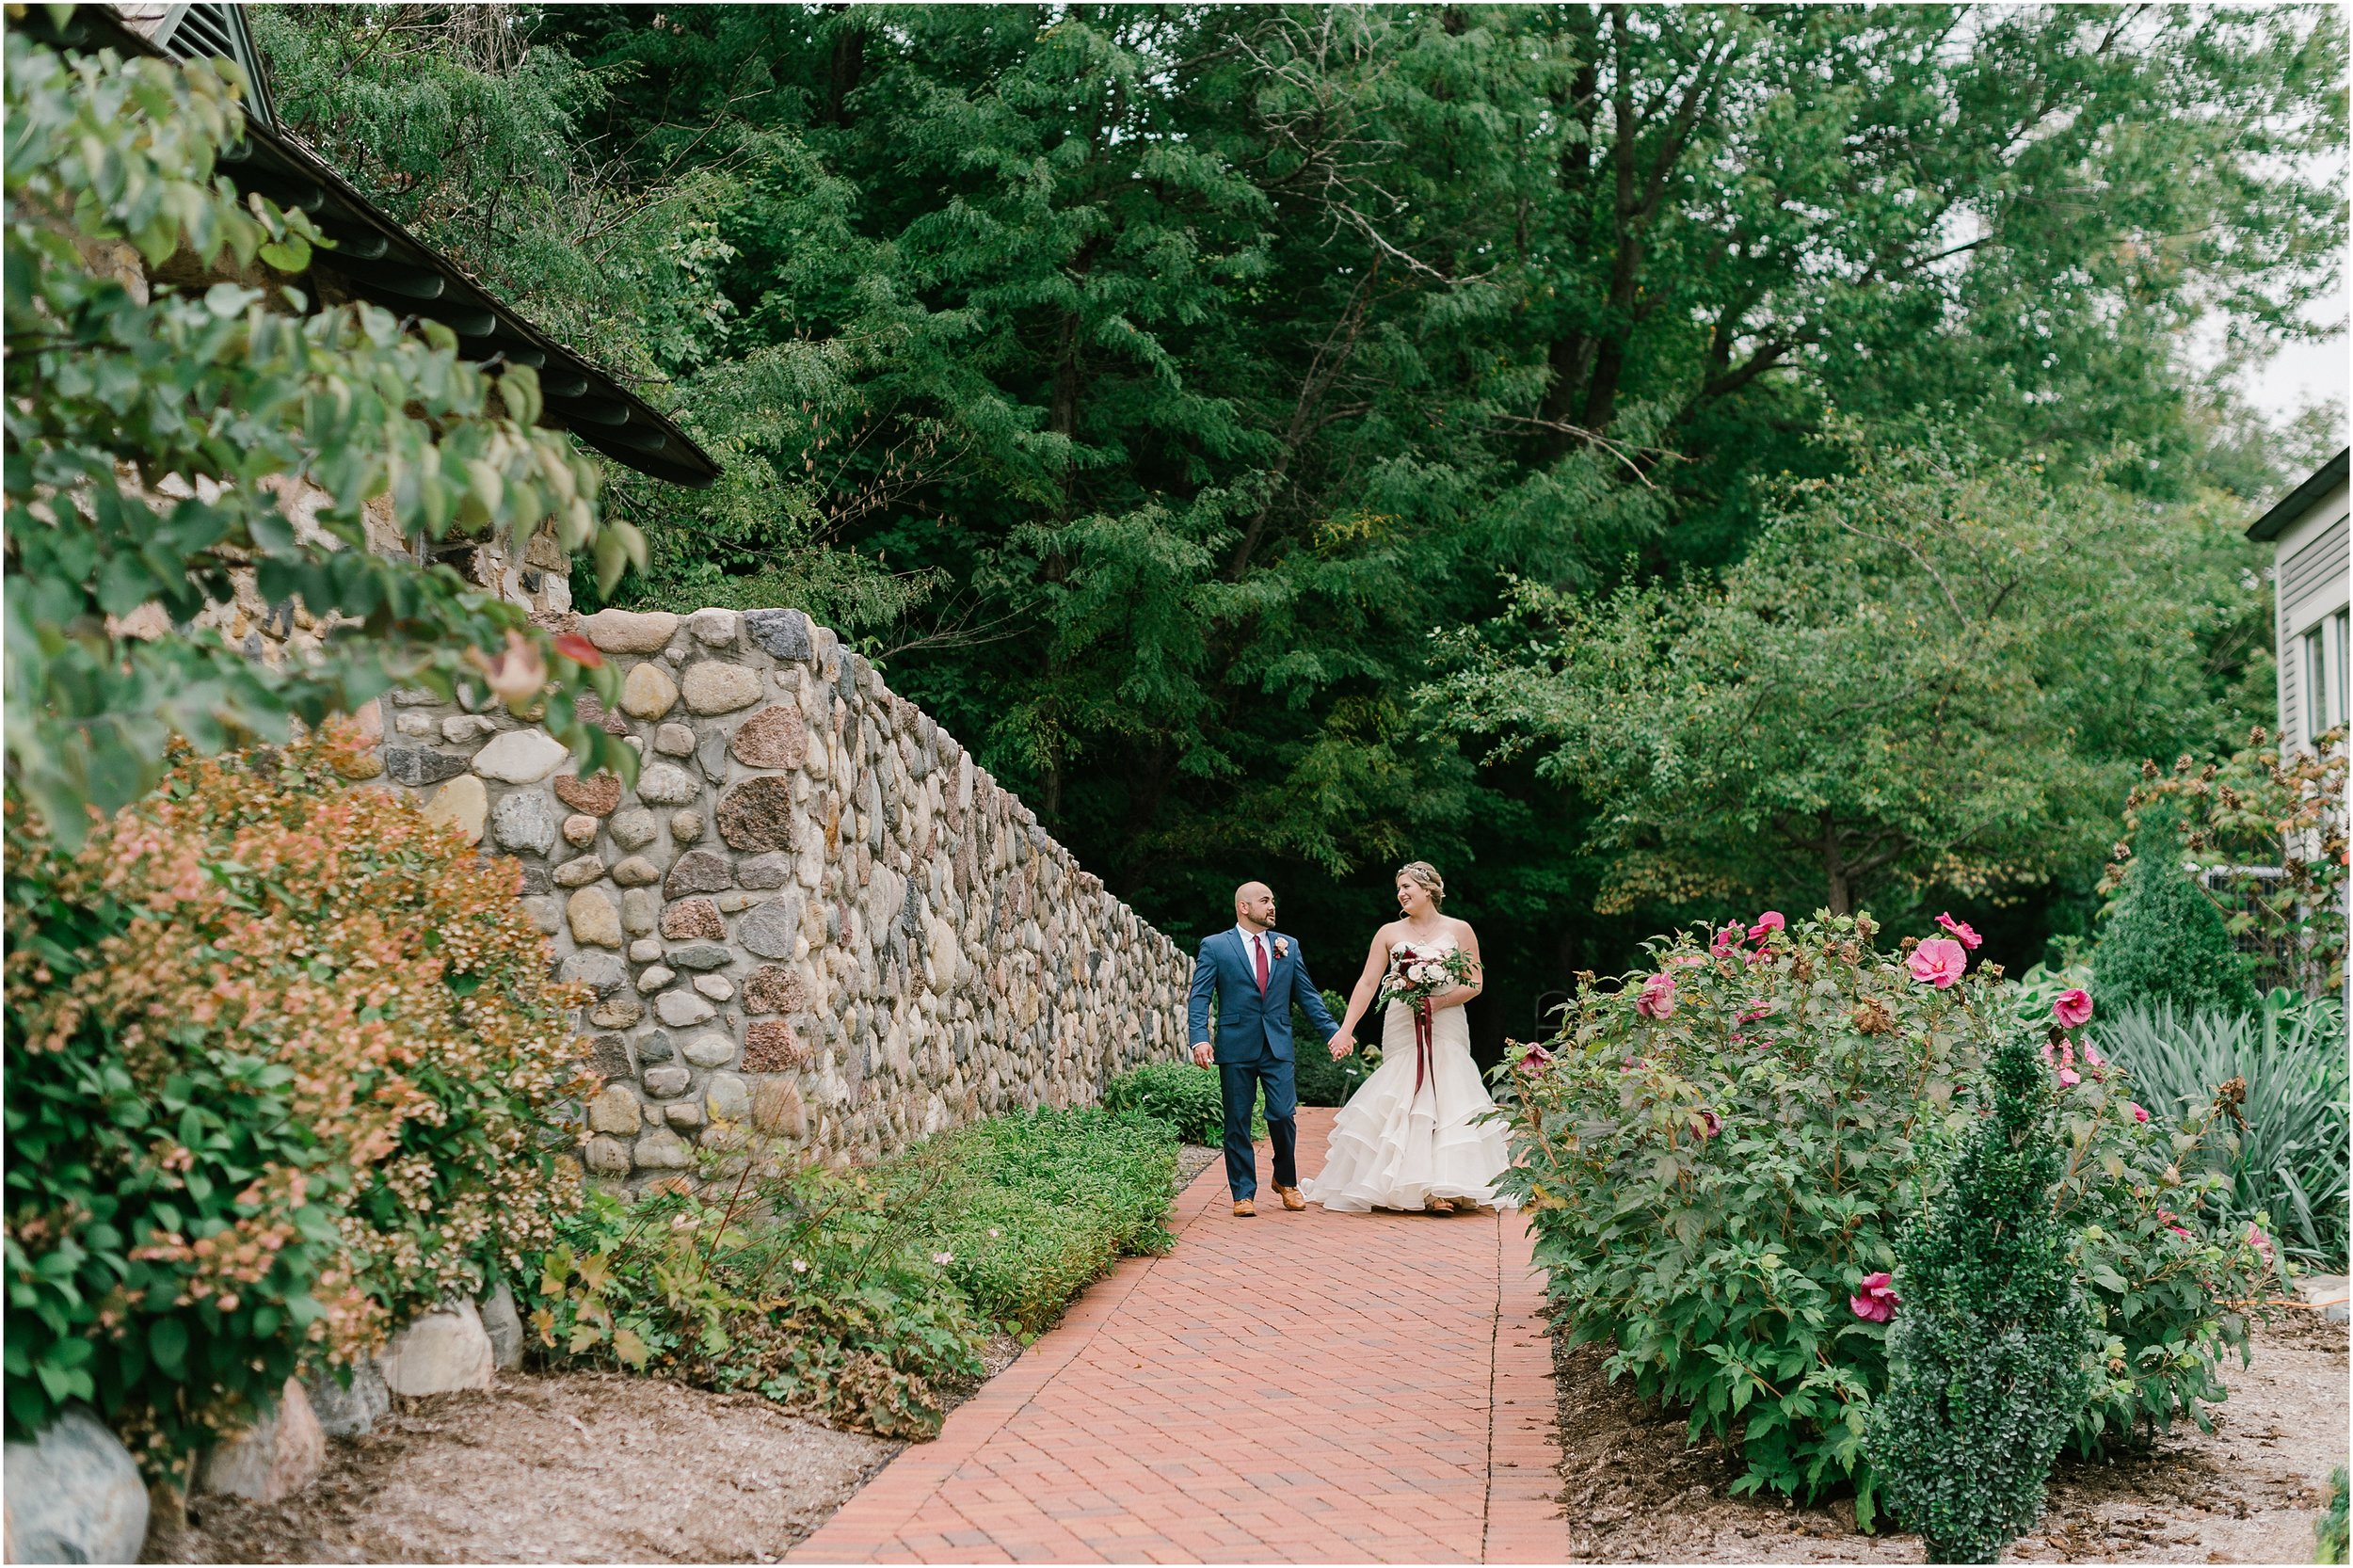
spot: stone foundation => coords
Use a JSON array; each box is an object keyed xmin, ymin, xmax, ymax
[{"xmin": 372, "ymin": 605, "xmax": 1189, "ymax": 1176}]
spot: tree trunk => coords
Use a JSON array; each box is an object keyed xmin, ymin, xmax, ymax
[
  {"xmin": 1821, "ymin": 811, "xmax": 1851, "ymax": 916},
  {"xmin": 824, "ymin": 16, "xmax": 864, "ymax": 127}
]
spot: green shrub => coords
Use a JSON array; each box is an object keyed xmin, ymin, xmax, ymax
[
  {"xmin": 2319, "ymin": 1466, "xmax": 2348, "ymax": 1565},
  {"xmin": 1869, "ymin": 1028, "xmax": 2097, "ymax": 1563},
  {"xmin": 904, "ymin": 1108, "xmax": 1179, "ymax": 1333},
  {"xmin": 1294, "ymin": 991, "xmax": 1379, "ymax": 1107},
  {"xmin": 4, "ymin": 23, "xmax": 635, "ymax": 849},
  {"xmin": 5, "ymin": 731, "xmax": 584, "ymax": 1470},
  {"xmin": 1501, "ymin": 911, "xmax": 2276, "ymax": 1513},
  {"xmin": 2092, "ymin": 806, "xmax": 2259, "ymax": 1017},
  {"xmin": 1106, "ymin": 1060, "xmax": 1264, "ymax": 1144},
  {"xmin": 530, "ymin": 1107, "xmax": 1181, "ymax": 1437},
  {"xmin": 2094, "ymin": 1000, "xmax": 2348, "ymax": 1269},
  {"xmin": 2100, "ymin": 734, "xmax": 2346, "ymax": 998}
]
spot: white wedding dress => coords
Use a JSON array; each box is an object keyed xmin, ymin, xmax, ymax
[{"xmin": 1301, "ymin": 936, "xmax": 1517, "ymax": 1212}]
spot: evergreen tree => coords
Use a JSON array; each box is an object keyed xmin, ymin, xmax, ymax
[
  {"xmin": 1868, "ymin": 1028, "xmax": 2097, "ymax": 1563},
  {"xmin": 2092, "ymin": 804, "xmax": 2262, "ymax": 1016}
]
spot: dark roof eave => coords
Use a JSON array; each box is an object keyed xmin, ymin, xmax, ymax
[
  {"xmin": 2247, "ymin": 447, "xmax": 2349, "ymax": 543},
  {"xmin": 37, "ymin": 6, "xmax": 722, "ymax": 491}
]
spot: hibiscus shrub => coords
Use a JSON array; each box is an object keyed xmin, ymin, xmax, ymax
[
  {"xmin": 1499, "ymin": 910, "xmax": 2279, "ymax": 1522},
  {"xmin": 4, "ymin": 727, "xmax": 585, "ymax": 1468}
]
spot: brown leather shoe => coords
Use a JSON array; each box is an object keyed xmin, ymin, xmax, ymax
[
  {"xmin": 1275, "ymin": 1185, "xmax": 1306, "ymax": 1211},
  {"xmin": 1232, "ymin": 1198, "xmax": 1256, "ymax": 1217}
]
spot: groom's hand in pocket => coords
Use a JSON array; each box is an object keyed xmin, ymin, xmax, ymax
[{"xmin": 1193, "ymin": 1041, "xmax": 1214, "ymax": 1068}]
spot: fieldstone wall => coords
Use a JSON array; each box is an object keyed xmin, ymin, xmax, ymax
[{"xmin": 372, "ymin": 604, "xmax": 1191, "ymax": 1179}]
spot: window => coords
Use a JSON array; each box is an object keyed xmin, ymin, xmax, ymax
[
  {"xmin": 2306, "ymin": 611, "xmax": 2351, "ymax": 744},
  {"xmin": 2306, "ymin": 627, "xmax": 2329, "ymax": 743},
  {"xmin": 2336, "ymin": 609, "xmax": 2351, "ymax": 734}
]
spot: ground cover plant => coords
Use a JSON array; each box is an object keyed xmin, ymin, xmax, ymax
[
  {"xmin": 1105, "ymin": 1061, "xmax": 1267, "ymax": 1144},
  {"xmin": 2095, "ymin": 1000, "xmax": 2350, "ymax": 1269},
  {"xmin": 3, "ymin": 727, "xmax": 584, "ymax": 1470},
  {"xmin": 909, "ymin": 1109, "xmax": 1178, "ymax": 1335},
  {"xmin": 1499, "ymin": 910, "xmax": 2280, "ymax": 1520},
  {"xmin": 1869, "ymin": 1027, "xmax": 2096, "ymax": 1562},
  {"xmin": 530, "ymin": 1105, "xmax": 1180, "ymax": 1438}
]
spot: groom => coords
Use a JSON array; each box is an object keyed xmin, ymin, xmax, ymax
[{"xmin": 1188, "ymin": 882, "xmax": 1342, "ymax": 1217}]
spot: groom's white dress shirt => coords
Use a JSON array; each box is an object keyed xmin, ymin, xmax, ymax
[{"xmin": 1234, "ymin": 923, "xmax": 1273, "ymax": 986}]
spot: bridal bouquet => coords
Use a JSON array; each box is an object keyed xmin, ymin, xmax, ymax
[{"xmin": 1375, "ymin": 942, "xmax": 1478, "ymax": 1014}]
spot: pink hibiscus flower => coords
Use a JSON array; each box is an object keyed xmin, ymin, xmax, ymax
[
  {"xmin": 2130, "ymin": 1101, "xmax": 2150, "ymax": 1124},
  {"xmin": 1934, "ymin": 912, "xmax": 1983, "ymax": 950},
  {"xmin": 1635, "ymin": 973, "xmax": 1678, "ymax": 1019},
  {"xmin": 1906, "ymin": 936, "xmax": 1969, "ymax": 988},
  {"xmin": 1748, "ymin": 910, "xmax": 1786, "ymax": 941},
  {"xmin": 2052, "ymin": 988, "xmax": 2093, "ymax": 1029},
  {"xmin": 1849, "ymin": 1272, "xmax": 1899, "ymax": 1323}
]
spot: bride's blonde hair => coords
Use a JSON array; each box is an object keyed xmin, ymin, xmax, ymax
[{"xmin": 1396, "ymin": 861, "xmax": 1445, "ymax": 907}]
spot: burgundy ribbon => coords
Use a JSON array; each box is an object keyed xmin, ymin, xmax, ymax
[{"xmin": 1413, "ymin": 1000, "xmax": 1434, "ymax": 1097}]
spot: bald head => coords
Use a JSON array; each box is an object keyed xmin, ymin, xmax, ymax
[{"xmin": 1234, "ymin": 881, "xmax": 1276, "ymax": 933}]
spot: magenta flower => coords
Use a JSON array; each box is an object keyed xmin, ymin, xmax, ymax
[
  {"xmin": 2052, "ymin": 988, "xmax": 2093, "ymax": 1029},
  {"xmin": 2130, "ymin": 1101, "xmax": 2150, "ymax": 1124},
  {"xmin": 1518, "ymin": 1043, "xmax": 1554, "ymax": 1072},
  {"xmin": 1748, "ymin": 910, "xmax": 1786, "ymax": 941},
  {"xmin": 2244, "ymin": 1224, "xmax": 2275, "ymax": 1265},
  {"xmin": 1668, "ymin": 952, "xmax": 1708, "ymax": 968},
  {"xmin": 1907, "ymin": 937, "xmax": 1968, "ymax": 988},
  {"xmin": 1934, "ymin": 912, "xmax": 1983, "ymax": 950},
  {"xmin": 1738, "ymin": 1005, "xmax": 1769, "ymax": 1024},
  {"xmin": 1694, "ymin": 1109, "xmax": 1721, "ymax": 1139},
  {"xmin": 1709, "ymin": 924, "xmax": 1743, "ymax": 958},
  {"xmin": 1635, "ymin": 973, "xmax": 1678, "ymax": 1019},
  {"xmin": 2082, "ymin": 1039, "xmax": 2105, "ymax": 1068},
  {"xmin": 2057, "ymin": 1067, "xmax": 2081, "ymax": 1087},
  {"xmin": 1849, "ymin": 1272, "xmax": 1899, "ymax": 1323}
]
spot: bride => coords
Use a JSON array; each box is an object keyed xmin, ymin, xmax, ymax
[{"xmin": 1301, "ymin": 861, "xmax": 1515, "ymax": 1214}]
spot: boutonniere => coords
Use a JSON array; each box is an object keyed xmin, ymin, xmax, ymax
[{"xmin": 1273, "ymin": 937, "xmax": 1289, "ymax": 959}]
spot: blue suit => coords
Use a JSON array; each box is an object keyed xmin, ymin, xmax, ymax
[{"xmin": 1188, "ymin": 929, "xmax": 1342, "ymax": 1200}]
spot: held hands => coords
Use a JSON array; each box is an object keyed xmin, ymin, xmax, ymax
[
  {"xmin": 1328, "ymin": 1032, "xmax": 1354, "ymax": 1060},
  {"xmin": 1192, "ymin": 1041, "xmax": 1214, "ymax": 1068}
]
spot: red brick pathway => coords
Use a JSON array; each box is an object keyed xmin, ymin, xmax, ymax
[{"xmin": 792, "ymin": 1109, "xmax": 1566, "ymax": 1563}]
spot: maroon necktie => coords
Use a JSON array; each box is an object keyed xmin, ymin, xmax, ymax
[{"xmin": 1254, "ymin": 934, "xmax": 1269, "ymax": 994}]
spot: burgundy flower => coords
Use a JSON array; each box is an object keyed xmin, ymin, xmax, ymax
[
  {"xmin": 1635, "ymin": 973, "xmax": 1678, "ymax": 1020},
  {"xmin": 1849, "ymin": 1272, "xmax": 1899, "ymax": 1323},
  {"xmin": 2130, "ymin": 1101, "xmax": 2150, "ymax": 1124},
  {"xmin": 1694, "ymin": 1109, "xmax": 1721, "ymax": 1139}
]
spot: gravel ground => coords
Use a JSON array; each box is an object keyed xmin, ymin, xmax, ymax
[
  {"xmin": 149, "ymin": 1371, "xmax": 894, "ymax": 1564},
  {"xmin": 149, "ymin": 1148, "xmax": 1221, "ymax": 1563},
  {"xmin": 1548, "ymin": 1310, "xmax": 2349, "ymax": 1563}
]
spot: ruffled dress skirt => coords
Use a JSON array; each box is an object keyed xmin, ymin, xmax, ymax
[{"xmin": 1300, "ymin": 1001, "xmax": 1516, "ymax": 1212}]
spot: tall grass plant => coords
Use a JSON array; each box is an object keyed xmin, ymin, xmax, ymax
[{"xmin": 2094, "ymin": 1000, "xmax": 2349, "ymax": 1268}]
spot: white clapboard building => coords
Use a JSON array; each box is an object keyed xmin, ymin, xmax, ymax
[{"xmin": 2248, "ymin": 448, "xmax": 2350, "ymax": 754}]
